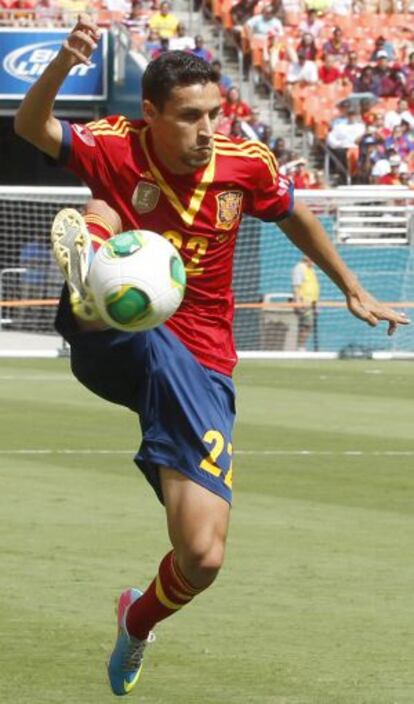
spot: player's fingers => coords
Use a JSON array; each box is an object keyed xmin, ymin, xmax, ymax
[
  {"xmin": 349, "ymin": 300, "xmax": 379, "ymax": 327},
  {"xmin": 68, "ymin": 29, "xmax": 98, "ymax": 50},
  {"xmin": 388, "ymin": 320, "xmax": 397, "ymax": 336},
  {"xmin": 62, "ymin": 40, "xmax": 93, "ymax": 65},
  {"xmin": 73, "ymin": 14, "xmax": 101, "ymax": 42}
]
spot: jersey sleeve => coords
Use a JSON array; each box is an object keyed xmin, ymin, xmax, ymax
[
  {"xmin": 56, "ymin": 116, "xmax": 127, "ymax": 193},
  {"xmin": 244, "ymin": 146, "xmax": 294, "ymax": 222}
]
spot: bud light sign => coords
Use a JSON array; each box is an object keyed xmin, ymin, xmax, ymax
[{"xmin": 0, "ymin": 29, "xmax": 108, "ymax": 100}]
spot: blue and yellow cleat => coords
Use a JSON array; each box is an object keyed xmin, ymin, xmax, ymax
[
  {"xmin": 107, "ymin": 588, "xmax": 155, "ymax": 696},
  {"xmin": 51, "ymin": 208, "xmax": 99, "ymax": 321}
]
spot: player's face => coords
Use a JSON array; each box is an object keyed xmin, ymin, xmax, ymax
[{"xmin": 143, "ymin": 82, "xmax": 222, "ymax": 174}]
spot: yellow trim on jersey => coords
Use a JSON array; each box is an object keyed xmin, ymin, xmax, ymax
[
  {"xmin": 155, "ymin": 575, "xmax": 183, "ymax": 611},
  {"xmin": 87, "ymin": 115, "xmax": 141, "ymax": 138},
  {"xmin": 215, "ymin": 145, "xmax": 277, "ymax": 181},
  {"xmin": 140, "ymin": 126, "xmax": 216, "ymax": 227},
  {"xmin": 214, "ymin": 136, "xmax": 278, "ymax": 179}
]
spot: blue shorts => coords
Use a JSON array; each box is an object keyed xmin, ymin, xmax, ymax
[{"xmin": 56, "ymin": 289, "xmax": 236, "ymax": 504}]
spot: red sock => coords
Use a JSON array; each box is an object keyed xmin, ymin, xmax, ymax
[
  {"xmin": 84, "ymin": 214, "xmax": 114, "ymax": 252},
  {"xmin": 126, "ymin": 551, "xmax": 203, "ymax": 640}
]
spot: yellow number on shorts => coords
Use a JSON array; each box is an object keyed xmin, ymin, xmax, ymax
[
  {"xmin": 200, "ymin": 430, "xmax": 224, "ymax": 477},
  {"xmin": 200, "ymin": 432, "xmax": 233, "ymax": 488}
]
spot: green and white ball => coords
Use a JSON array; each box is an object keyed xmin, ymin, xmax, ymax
[{"xmin": 89, "ymin": 230, "xmax": 186, "ymax": 332}]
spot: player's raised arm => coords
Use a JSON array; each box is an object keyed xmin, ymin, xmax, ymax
[
  {"xmin": 14, "ymin": 14, "xmax": 100, "ymax": 159},
  {"xmin": 279, "ymin": 201, "xmax": 410, "ymax": 336}
]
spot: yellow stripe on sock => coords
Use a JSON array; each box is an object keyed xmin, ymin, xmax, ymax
[{"xmin": 155, "ymin": 575, "xmax": 183, "ymax": 611}]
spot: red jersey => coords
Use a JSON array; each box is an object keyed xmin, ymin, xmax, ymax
[{"xmin": 59, "ymin": 116, "xmax": 294, "ymax": 375}]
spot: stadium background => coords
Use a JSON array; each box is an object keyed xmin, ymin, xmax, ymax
[{"xmin": 0, "ymin": 2, "xmax": 413, "ymax": 704}]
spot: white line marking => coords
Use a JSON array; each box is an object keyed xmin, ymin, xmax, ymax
[
  {"xmin": 0, "ymin": 449, "xmax": 414, "ymax": 457},
  {"xmin": 0, "ymin": 375, "xmax": 72, "ymax": 381}
]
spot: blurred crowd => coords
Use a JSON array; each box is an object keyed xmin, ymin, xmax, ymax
[{"xmin": 3, "ymin": 0, "xmax": 414, "ymax": 185}]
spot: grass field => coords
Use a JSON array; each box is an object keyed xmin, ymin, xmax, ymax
[{"xmin": 0, "ymin": 358, "xmax": 413, "ymax": 704}]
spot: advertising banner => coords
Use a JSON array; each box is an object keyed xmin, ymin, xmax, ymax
[{"xmin": 0, "ymin": 28, "xmax": 108, "ymax": 100}]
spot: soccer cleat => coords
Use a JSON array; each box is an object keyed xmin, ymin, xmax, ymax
[
  {"xmin": 107, "ymin": 588, "xmax": 155, "ymax": 696},
  {"xmin": 51, "ymin": 207, "xmax": 99, "ymax": 321}
]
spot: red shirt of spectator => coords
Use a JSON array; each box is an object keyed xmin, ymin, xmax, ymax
[
  {"xmin": 379, "ymin": 172, "xmax": 402, "ymax": 185},
  {"xmin": 319, "ymin": 54, "xmax": 342, "ymax": 84},
  {"xmin": 222, "ymin": 87, "xmax": 252, "ymax": 121},
  {"xmin": 292, "ymin": 163, "xmax": 312, "ymax": 188}
]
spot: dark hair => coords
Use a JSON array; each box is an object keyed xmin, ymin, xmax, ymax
[{"xmin": 142, "ymin": 51, "xmax": 219, "ymax": 111}]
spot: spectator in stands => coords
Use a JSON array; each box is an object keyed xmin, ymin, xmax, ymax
[
  {"xmin": 241, "ymin": 106, "xmax": 271, "ymax": 143},
  {"xmin": 402, "ymin": 51, "xmax": 414, "ymax": 93},
  {"xmin": 370, "ymin": 35, "xmax": 396, "ymax": 62},
  {"xmin": 151, "ymin": 36, "xmax": 170, "ymax": 59},
  {"xmin": 271, "ymin": 136, "xmax": 295, "ymax": 165},
  {"xmin": 286, "ymin": 49, "xmax": 318, "ymax": 86},
  {"xmin": 343, "ymin": 50, "xmax": 361, "ymax": 88},
  {"xmin": 309, "ymin": 169, "xmax": 328, "ymax": 188},
  {"xmin": 356, "ymin": 132, "xmax": 384, "ymax": 183},
  {"xmin": 371, "ymin": 112, "xmax": 391, "ymax": 140},
  {"xmin": 145, "ymin": 28, "xmax": 161, "ymax": 55},
  {"xmin": 298, "ymin": 8, "xmax": 324, "ymax": 39},
  {"xmin": 371, "ymin": 149, "xmax": 400, "ymax": 182},
  {"xmin": 169, "ymin": 23, "xmax": 195, "ymax": 51},
  {"xmin": 211, "ymin": 60, "xmax": 232, "ymax": 96},
  {"xmin": 290, "ymin": 158, "xmax": 312, "ymax": 188},
  {"xmin": 355, "ymin": 66, "xmax": 379, "ymax": 95},
  {"xmin": 384, "ymin": 124, "xmax": 414, "ymax": 159},
  {"xmin": 322, "ymin": 27, "xmax": 349, "ymax": 63},
  {"xmin": 331, "ymin": 100, "xmax": 352, "ymax": 127},
  {"xmin": 292, "ymin": 256, "xmax": 320, "ymax": 351},
  {"xmin": 191, "ymin": 35, "xmax": 213, "ymax": 62},
  {"xmin": 384, "ymin": 97, "xmax": 414, "ymax": 130},
  {"xmin": 148, "ymin": 0, "xmax": 179, "ymax": 39},
  {"xmin": 327, "ymin": 106, "xmax": 366, "ymax": 176},
  {"xmin": 379, "ymin": 67, "xmax": 406, "ymax": 98},
  {"xmin": 296, "ymin": 32, "xmax": 318, "ymax": 61},
  {"xmin": 222, "ymin": 86, "xmax": 252, "ymax": 121},
  {"xmin": 124, "ymin": 1, "xmax": 152, "ymax": 33},
  {"xmin": 319, "ymin": 53, "xmax": 343, "ymax": 84},
  {"xmin": 378, "ymin": 153, "xmax": 405, "ymax": 184},
  {"xmin": 246, "ymin": 4, "xmax": 284, "ymax": 38}
]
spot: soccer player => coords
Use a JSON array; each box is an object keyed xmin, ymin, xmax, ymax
[{"xmin": 14, "ymin": 15, "xmax": 409, "ymax": 697}]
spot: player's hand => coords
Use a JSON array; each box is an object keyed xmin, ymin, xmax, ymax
[
  {"xmin": 346, "ymin": 288, "xmax": 410, "ymax": 336},
  {"xmin": 59, "ymin": 14, "xmax": 101, "ymax": 69}
]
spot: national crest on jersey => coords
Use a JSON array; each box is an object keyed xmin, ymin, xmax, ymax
[
  {"xmin": 215, "ymin": 190, "xmax": 243, "ymax": 230},
  {"xmin": 132, "ymin": 181, "xmax": 161, "ymax": 214}
]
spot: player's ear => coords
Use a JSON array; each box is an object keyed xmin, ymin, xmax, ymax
[{"xmin": 142, "ymin": 99, "xmax": 159, "ymax": 124}]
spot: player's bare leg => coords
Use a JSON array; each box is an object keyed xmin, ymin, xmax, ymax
[
  {"xmin": 51, "ymin": 199, "xmax": 122, "ymax": 331},
  {"xmin": 108, "ymin": 469, "xmax": 230, "ymax": 695},
  {"xmin": 160, "ymin": 467, "xmax": 230, "ymax": 588}
]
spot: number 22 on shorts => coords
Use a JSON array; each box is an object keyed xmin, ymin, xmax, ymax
[{"xmin": 199, "ymin": 429, "xmax": 233, "ymax": 488}]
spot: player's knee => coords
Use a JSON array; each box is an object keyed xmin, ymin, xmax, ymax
[
  {"xmin": 181, "ymin": 536, "xmax": 226, "ymax": 586},
  {"xmin": 84, "ymin": 199, "xmax": 123, "ymax": 234}
]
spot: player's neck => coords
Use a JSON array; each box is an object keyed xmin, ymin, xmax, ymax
[{"xmin": 152, "ymin": 145, "xmax": 201, "ymax": 176}]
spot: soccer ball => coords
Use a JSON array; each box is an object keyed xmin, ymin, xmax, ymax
[{"xmin": 88, "ymin": 229, "xmax": 186, "ymax": 332}]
